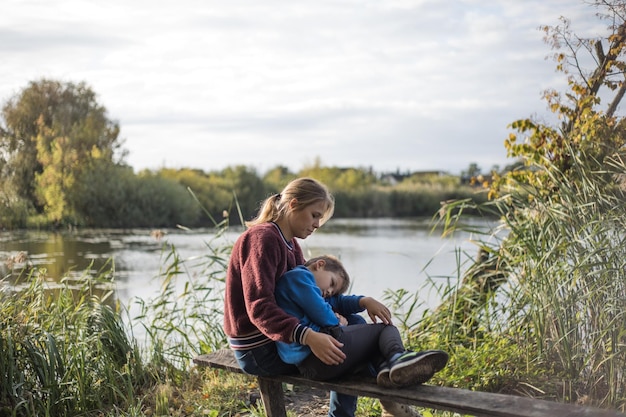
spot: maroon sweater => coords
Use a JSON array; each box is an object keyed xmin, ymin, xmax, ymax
[{"xmin": 224, "ymin": 222, "xmax": 307, "ymax": 350}]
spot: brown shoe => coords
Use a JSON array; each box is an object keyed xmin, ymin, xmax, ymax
[{"xmin": 380, "ymin": 400, "xmax": 423, "ymax": 417}]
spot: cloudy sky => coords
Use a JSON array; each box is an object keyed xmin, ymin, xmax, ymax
[{"xmin": 1, "ymin": 0, "xmax": 604, "ymax": 175}]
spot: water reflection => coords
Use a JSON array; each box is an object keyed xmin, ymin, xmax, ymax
[
  {"xmin": 1, "ymin": 267, "xmax": 118, "ymax": 311},
  {"xmin": 0, "ymin": 229, "xmax": 162, "ymax": 281},
  {"xmin": 0, "ymin": 229, "xmax": 169, "ymax": 311},
  {"xmin": 0, "ymin": 219, "xmax": 495, "ymax": 311}
]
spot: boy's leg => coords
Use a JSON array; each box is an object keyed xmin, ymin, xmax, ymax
[
  {"xmin": 378, "ymin": 324, "xmax": 405, "ymax": 358},
  {"xmin": 388, "ymin": 350, "xmax": 449, "ymax": 386},
  {"xmin": 377, "ymin": 325, "xmax": 449, "ymax": 386},
  {"xmin": 299, "ymin": 323, "xmax": 387, "ymax": 380},
  {"xmin": 375, "ymin": 325, "xmax": 441, "ymax": 416},
  {"xmin": 327, "ymin": 313, "xmax": 364, "ymax": 417}
]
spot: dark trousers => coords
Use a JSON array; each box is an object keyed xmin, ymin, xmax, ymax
[
  {"xmin": 297, "ymin": 323, "xmax": 404, "ymax": 381},
  {"xmin": 233, "ymin": 314, "xmax": 373, "ymax": 417}
]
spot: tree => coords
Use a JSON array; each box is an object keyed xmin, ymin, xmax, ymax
[
  {"xmin": 461, "ymin": 162, "xmax": 481, "ymax": 179},
  {"xmin": 262, "ymin": 165, "xmax": 296, "ymax": 193},
  {"xmin": 491, "ymin": 1, "xmax": 626, "ymax": 199},
  {"xmin": 0, "ymin": 79, "xmax": 125, "ymax": 224},
  {"xmin": 217, "ymin": 165, "xmax": 269, "ymax": 222},
  {"xmin": 157, "ymin": 168, "xmax": 233, "ymax": 226},
  {"xmin": 156, "ymin": 166, "xmax": 269, "ymax": 226}
]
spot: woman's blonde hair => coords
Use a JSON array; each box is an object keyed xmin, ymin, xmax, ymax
[{"xmin": 246, "ymin": 177, "xmax": 335, "ymax": 227}]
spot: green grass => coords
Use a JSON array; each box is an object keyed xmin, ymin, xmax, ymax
[{"xmin": 0, "ymin": 269, "xmax": 150, "ymax": 416}]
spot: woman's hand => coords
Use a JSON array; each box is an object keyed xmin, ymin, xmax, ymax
[
  {"xmin": 359, "ymin": 297, "xmax": 392, "ymax": 324},
  {"xmin": 305, "ymin": 330, "xmax": 346, "ymax": 365}
]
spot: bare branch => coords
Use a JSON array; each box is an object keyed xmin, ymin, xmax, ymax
[
  {"xmin": 606, "ymin": 80, "xmax": 626, "ymax": 117},
  {"xmin": 595, "ymin": 39, "xmax": 606, "ymax": 63}
]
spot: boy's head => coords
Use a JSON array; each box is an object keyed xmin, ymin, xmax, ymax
[{"xmin": 305, "ymin": 255, "xmax": 350, "ymax": 297}]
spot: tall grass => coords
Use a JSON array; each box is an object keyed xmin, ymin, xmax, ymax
[
  {"xmin": 421, "ymin": 149, "xmax": 626, "ymax": 410},
  {"xmin": 499, "ymin": 153, "xmax": 626, "ymax": 407},
  {"xmin": 0, "ymin": 219, "xmax": 234, "ymax": 417},
  {"xmin": 0, "ymin": 267, "xmax": 150, "ymax": 416},
  {"xmin": 133, "ymin": 221, "xmax": 232, "ymax": 371}
]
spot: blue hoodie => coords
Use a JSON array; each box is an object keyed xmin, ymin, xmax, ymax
[{"xmin": 275, "ymin": 265, "xmax": 364, "ymax": 364}]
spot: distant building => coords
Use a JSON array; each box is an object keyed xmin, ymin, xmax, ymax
[{"xmin": 380, "ymin": 173, "xmax": 407, "ymax": 185}]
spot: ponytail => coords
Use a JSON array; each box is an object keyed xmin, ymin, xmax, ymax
[{"xmin": 246, "ymin": 178, "xmax": 334, "ymax": 227}]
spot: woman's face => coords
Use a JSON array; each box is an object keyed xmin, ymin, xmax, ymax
[{"xmin": 285, "ymin": 200, "xmax": 328, "ymax": 240}]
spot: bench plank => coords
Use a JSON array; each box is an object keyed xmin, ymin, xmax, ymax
[{"xmin": 194, "ymin": 350, "xmax": 625, "ymax": 417}]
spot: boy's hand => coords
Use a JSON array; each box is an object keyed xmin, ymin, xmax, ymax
[
  {"xmin": 359, "ymin": 297, "xmax": 392, "ymax": 324},
  {"xmin": 335, "ymin": 312, "xmax": 348, "ymax": 326}
]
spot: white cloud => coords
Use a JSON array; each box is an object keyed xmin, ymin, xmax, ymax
[{"xmin": 0, "ymin": 0, "xmax": 605, "ymax": 175}]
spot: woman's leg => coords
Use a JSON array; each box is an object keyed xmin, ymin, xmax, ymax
[{"xmin": 233, "ymin": 342, "xmax": 298, "ymax": 377}]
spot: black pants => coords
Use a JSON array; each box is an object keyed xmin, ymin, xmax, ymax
[{"xmin": 297, "ymin": 323, "xmax": 404, "ymax": 381}]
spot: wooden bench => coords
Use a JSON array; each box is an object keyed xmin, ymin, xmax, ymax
[{"xmin": 193, "ymin": 349, "xmax": 625, "ymax": 417}]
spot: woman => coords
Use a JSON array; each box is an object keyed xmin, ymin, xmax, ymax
[
  {"xmin": 223, "ymin": 177, "xmax": 421, "ymax": 417},
  {"xmin": 223, "ymin": 177, "xmax": 355, "ymax": 416}
]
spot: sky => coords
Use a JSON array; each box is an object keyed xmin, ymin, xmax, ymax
[{"xmin": 1, "ymin": 0, "xmax": 605, "ymax": 176}]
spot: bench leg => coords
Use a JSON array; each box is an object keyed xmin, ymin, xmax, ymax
[{"xmin": 257, "ymin": 377, "xmax": 287, "ymax": 417}]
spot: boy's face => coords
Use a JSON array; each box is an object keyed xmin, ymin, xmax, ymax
[{"xmin": 309, "ymin": 261, "xmax": 343, "ymax": 298}]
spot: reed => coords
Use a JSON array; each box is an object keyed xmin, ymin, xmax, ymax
[
  {"xmin": 0, "ymin": 203, "xmax": 251, "ymax": 416},
  {"xmin": 134, "ymin": 220, "xmax": 232, "ymax": 369},
  {"xmin": 422, "ymin": 148, "xmax": 626, "ymax": 410},
  {"xmin": 0, "ymin": 266, "xmax": 151, "ymax": 416},
  {"xmin": 501, "ymin": 154, "xmax": 626, "ymax": 407}
]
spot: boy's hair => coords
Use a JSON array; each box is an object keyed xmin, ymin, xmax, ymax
[
  {"xmin": 305, "ymin": 254, "xmax": 350, "ymax": 295},
  {"xmin": 246, "ymin": 177, "xmax": 335, "ymax": 227}
]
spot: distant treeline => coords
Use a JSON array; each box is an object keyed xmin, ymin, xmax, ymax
[
  {"xmin": 0, "ymin": 79, "xmax": 495, "ymax": 230},
  {"xmin": 160, "ymin": 164, "xmax": 491, "ymax": 227},
  {"xmin": 14, "ymin": 164, "xmax": 492, "ymax": 229},
  {"xmin": 1, "ymin": 160, "xmax": 491, "ymax": 230}
]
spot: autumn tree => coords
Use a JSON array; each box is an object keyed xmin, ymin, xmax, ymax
[
  {"xmin": 0, "ymin": 79, "xmax": 124, "ymax": 225},
  {"xmin": 491, "ymin": 1, "xmax": 626, "ymax": 199}
]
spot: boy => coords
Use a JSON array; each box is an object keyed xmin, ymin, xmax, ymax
[{"xmin": 275, "ymin": 254, "xmax": 448, "ymax": 387}]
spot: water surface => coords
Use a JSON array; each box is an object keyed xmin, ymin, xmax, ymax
[{"xmin": 0, "ymin": 218, "xmax": 493, "ymax": 313}]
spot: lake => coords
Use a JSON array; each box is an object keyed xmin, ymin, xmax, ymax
[{"xmin": 0, "ymin": 218, "xmax": 493, "ymax": 316}]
